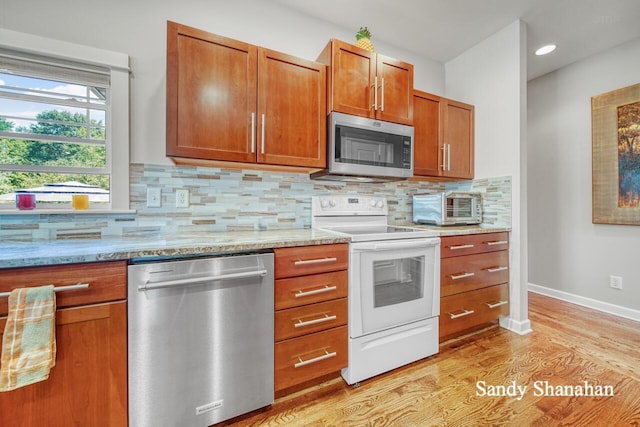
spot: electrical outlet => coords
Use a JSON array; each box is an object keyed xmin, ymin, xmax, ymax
[
  {"xmin": 176, "ymin": 189, "xmax": 189, "ymax": 208},
  {"xmin": 147, "ymin": 188, "xmax": 161, "ymax": 208},
  {"xmin": 609, "ymin": 275, "xmax": 623, "ymax": 290}
]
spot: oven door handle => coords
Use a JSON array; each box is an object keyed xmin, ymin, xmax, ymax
[{"xmin": 351, "ymin": 239, "xmax": 438, "ymax": 251}]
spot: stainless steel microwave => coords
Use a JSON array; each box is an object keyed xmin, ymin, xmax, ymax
[
  {"xmin": 311, "ymin": 112, "xmax": 414, "ymax": 182},
  {"xmin": 413, "ymin": 192, "xmax": 482, "ymax": 226}
]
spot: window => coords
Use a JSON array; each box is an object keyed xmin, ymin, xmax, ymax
[{"xmin": 0, "ymin": 29, "xmax": 129, "ymax": 211}]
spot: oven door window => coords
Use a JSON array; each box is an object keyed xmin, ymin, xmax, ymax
[
  {"xmin": 373, "ymin": 257, "xmax": 423, "ymax": 307},
  {"xmin": 352, "ymin": 240, "xmax": 439, "ymax": 337}
]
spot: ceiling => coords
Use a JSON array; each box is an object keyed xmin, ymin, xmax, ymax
[{"xmin": 272, "ymin": 0, "xmax": 640, "ymax": 80}]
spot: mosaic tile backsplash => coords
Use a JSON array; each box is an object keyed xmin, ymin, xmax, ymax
[{"xmin": 0, "ymin": 163, "xmax": 511, "ymax": 241}]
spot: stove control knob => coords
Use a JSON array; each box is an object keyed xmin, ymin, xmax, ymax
[
  {"xmin": 320, "ymin": 199, "xmax": 329, "ymax": 208},
  {"xmin": 329, "ymin": 199, "xmax": 337, "ymax": 207},
  {"xmin": 370, "ymin": 199, "xmax": 377, "ymax": 207},
  {"xmin": 377, "ymin": 200, "xmax": 384, "ymax": 208}
]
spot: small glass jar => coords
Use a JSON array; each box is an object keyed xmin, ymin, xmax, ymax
[
  {"xmin": 16, "ymin": 193, "xmax": 36, "ymax": 210},
  {"xmin": 72, "ymin": 194, "xmax": 89, "ymax": 210}
]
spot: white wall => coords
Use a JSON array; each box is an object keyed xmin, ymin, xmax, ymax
[
  {"xmin": 0, "ymin": 0, "xmax": 444, "ymax": 165},
  {"xmin": 445, "ymin": 21, "xmax": 530, "ymax": 334},
  {"xmin": 528, "ymin": 37, "xmax": 640, "ymax": 315}
]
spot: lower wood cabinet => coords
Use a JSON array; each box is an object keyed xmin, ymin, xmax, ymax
[
  {"xmin": 0, "ymin": 261, "xmax": 127, "ymax": 427},
  {"xmin": 275, "ymin": 325, "xmax": 348, "ymax": 392},
  {"xmin": 275, "ymin": 298, "xmax": 347, "ymax": 341},
  {"xmin": 273, "ymin": 244, "xmax": 348, "ymax": 396},
  {"xmin": 440, "ymin": 283, "xmax": 509, "ymax": 340},
  {"xmin": 439, "ymin": 232, "xmax": 510, "ymax": 342}
]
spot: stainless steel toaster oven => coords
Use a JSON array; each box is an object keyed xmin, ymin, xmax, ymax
[{"xmin": 412, "ymin": 191, "xmax": 482, "ymax": 226}]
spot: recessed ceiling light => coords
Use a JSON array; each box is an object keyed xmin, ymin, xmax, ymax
[{"xmin": 535, "ymin": 44, "xmax": 557, "ymax": 56}]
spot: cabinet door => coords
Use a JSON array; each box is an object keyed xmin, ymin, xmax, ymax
[
  {"xmin": 166, "ymin": 21, "xmax": 258, "ymax": 162},
  {"xmin": 413, "ymin": 90, "xmax": 442, "ymax": 176},
  {"xmin": 328, "ymin": 39, "xmax": 376, "ymax": 119},
  {"xmin": 443, "ymin": 99, "xmax": 474, "ymax": 179},
  {"xmin": 376, "ymin": 54, "xmax": 414, "ymax": 125},
  {"xmin": 0, "ymin": 302, "xmax": 127, "ymax": 427},
  {"xmin": 258, "ymin": 49, "xmax": 327, "ymax": 167}
]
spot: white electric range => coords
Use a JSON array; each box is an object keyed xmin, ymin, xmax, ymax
[{"xmin": 312, "ymin": 195, "xmax": 441, "ymax": 385}]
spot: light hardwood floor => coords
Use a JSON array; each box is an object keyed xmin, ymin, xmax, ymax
[{"xmin": 223, "ymin": 292, "xmax": 640, "ymax": 426}]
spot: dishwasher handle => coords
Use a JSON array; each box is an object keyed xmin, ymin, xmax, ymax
[{"xmin": 139, "ymin": 269, "xmax": 268, "ymax": 291}]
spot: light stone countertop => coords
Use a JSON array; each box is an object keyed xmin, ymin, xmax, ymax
[
  {"xmin": 0, "ymin": 225, "xmax": 510, "ymax": 269},
  {"xmin": 403, "ymin": 224, "xmax": 511, "ymax": 236},
  {"xmin": 0, "ymin": 229, "xmax": 350, "ymax": 268}
]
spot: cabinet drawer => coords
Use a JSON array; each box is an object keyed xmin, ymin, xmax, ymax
[
  {"xmin": 275, "ymin": 298, "xmax": 347, "ymax": 341},
  {"xmin": 274, "ymin": 244, "xmax": 348, "ymax": 279},
  {"xmin": 441, "ymin": 250, "xmax": 509, "ymax": 296},
  {"xmin": 441, "ymin": 232, "xmax": 509, "ymax": 258},
  {"xmin": 275, "ymin": 270, "xmax": 347, "ymax": 310},
  {"xmin": 440, "ymin": 283, "xmax": 509, "ymax": 340},
  {"xmin": 275, "ymin": 325, "xmax": 347, "ymax": 392},
  {"xmin": 0, "ymin": 261, "xmax": 127, "ymax": 316}
]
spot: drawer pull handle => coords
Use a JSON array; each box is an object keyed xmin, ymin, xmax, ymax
[
  {"xmin": 449, "ymin": 309, "xmax": 475, "ymax": 319},
  {"xmin": 0, "ymin": 283, "xmax": 89, "ymax": 298},
  {"xmin": 487, "ymin": 266, "xmax": 509, "ymax": 273},
  {"xmin": 486, "ymin": 300, "xmax": 508, "ymax": 309},
  {"xmin": 294, "ymin": 257, "xmax": 337, "ymax": 266},
  {"xmin": 294, "ymin": 349, "xmax": 337, "ymax": 368},
  {"xmin": 294, "ymin": 314, "xmax": 337, "ymax": 328},
  {"xmin": 450, "ymin": 244, "xmax": 474, "ymax": 250},
  {"xmin": 450, "ymin": 272, "xmax": 475, "ymax": 280},
  {"xmin": 294, "ymin": 285, "xmax": 337, "ymax": 298},
  {"xmin": 486, "ymin": 240, "xmax": 508, "ymax": 246}
]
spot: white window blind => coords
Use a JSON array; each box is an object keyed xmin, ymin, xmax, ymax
[
  {"xmin": 0, "ymin": 28, "xmax": 130, "ymax": 211},
  {"xmin": 0, "ymin": 48, "xmax": 114, "ymax": 207}
]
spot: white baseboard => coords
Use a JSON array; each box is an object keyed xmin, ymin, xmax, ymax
[
  {"xmin": 528, "ymin": 283, "xmax": 640, "ymax": 323},
  {"xmin": 499, "ymin": 316, "xmax": 533, "ymax": 335}
]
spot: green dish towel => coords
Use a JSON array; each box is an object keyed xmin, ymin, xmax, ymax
[{"xmin": 0, "ymin": 285, "xmax": 57, "ymax": 392}]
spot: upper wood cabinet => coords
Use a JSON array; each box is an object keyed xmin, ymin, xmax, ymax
[
  {"xmin": 257, "ymin": 49, "xmax": 327, "ymax": 167},
  {"xmin": 413, "ymin": 91, "xmax": 442, "ymax": 176},
  {"xmin": 318, "ymin": 39, "xmax": 414, "ymax": 126},
  {"xmin": 166, "ymin": 21, "xmax": 326, "ymax": 168},
  {"xmin": 413, "ymin": 89, "xmax": 475, "ymax": 179},
  {"xmin": 444, "ymin": 98, "xmax": 475, "ymax": 179}
]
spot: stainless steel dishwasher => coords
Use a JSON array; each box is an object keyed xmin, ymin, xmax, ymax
[{"xmin": 127, "ymin": 251, "xmax": 274, "ymax": 427}]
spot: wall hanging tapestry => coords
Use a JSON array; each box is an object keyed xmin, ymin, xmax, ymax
[{"xmin": 592, "ymin": 82, "xmax": 640, "ymax": 225}]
